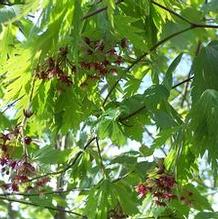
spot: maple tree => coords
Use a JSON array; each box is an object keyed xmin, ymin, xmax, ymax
[{"xmin": 0, "ymin": 0, "xmax": 218, "ymax": 218}]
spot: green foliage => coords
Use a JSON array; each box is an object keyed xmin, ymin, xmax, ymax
[{"xmin": 0, "ymin": 0, "xmax": 218, "ymax": 218}]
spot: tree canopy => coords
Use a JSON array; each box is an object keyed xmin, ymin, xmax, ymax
[{"xmin": 0, "ymin": 0, "xmax": 218, "ymax": 218}]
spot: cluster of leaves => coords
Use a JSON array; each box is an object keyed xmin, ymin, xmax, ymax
[{"xmin": 0, "ymin": 0, "xmax": 218, "ymax": 219}]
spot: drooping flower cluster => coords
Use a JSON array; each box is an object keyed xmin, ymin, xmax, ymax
[
  {"xmin": 0, "ymin": 127, "xmax": 49, "ymax": 192},
  {"xmin": 36, "ymin": 38, "xmax": 129, "ymax": 88},
  {"xmin": 135, "ymin": 173, "xmax": 176, "ymax": 206},
  {"xmin": 80, "ymin": 37, "xmax": 128, "ymax": 86},
  {"xmin": 36, "ymin": 47, "xmax": 73, "ymax": 86}
]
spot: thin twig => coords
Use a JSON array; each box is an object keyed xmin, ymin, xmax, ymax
[
  {"xmin": 1, "ymin": 95, "xmax": 24, "ymax": 114},
  {"xmin": 21, "ymin": 77, "xmax": 37, "ymax": 157},
  {"xmin": 82, "ymin": 0, "xmax": 124, "ymax": 20},
  {"xmin": 28, "ymin": 137, "xmax": 96, "ymax": 182},
  {"xmin": 180, "ymin": 41, "xmax": 201, "ymax": 107},
  {"xmin": 0, "ymin": 196, "xmax": 85, "ymax": 217},
  {"xmin": 103, "ymin": 26, "xmax": 194, "ymax": 106},
  {"xmin": 151, "ymin": 0, "xmax": 192, "ymax": 24},
  {"xmin": 172, "ymin": 76, "xmax": 194, "ymax": 89},
  {"xmin": 95, "ymin": 137, "xmax": 108, "ymax": 178},
  {"xmin": 119, "ymin": 76, "xmax": 194, "ymax": 123},
  {"xmin": 0, "ymin": 188, "xmax": 89, "ymax": 197},
  {"xmin": 102, "ymin": 0, "xmax": 218, "ymax": 106}
]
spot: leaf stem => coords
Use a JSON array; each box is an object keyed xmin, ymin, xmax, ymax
[
  {"xmin": 95, "ymin": 137, "xmax": 109, "ymax": 179},
  {"xmin": 21, "ymin": 76, "xmax": 36, "ymax": 157}
]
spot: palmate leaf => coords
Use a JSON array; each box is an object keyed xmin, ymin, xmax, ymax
[
  {"xmin": 84, "ymin": 180, "xmax": 139, "ymax": 219},
  {"xmin": 195, "ymin": 212, "xmax": 218, "ymax": 219},
  {"xmin": 114, "ymin": 182, "xmax": 139, "ymax": 216},
  {"xmin": 54, "ymin": 87, "xmax": 94, "ymax": 133},
  {"xmin": 97, "ymin": 108, "xmax": 127, "ymax": 146},
  {"xmin": 2, "ymin": 48, "xmax": 33, "ymax": 119},
  {"xmin": 162, "ymin": 53, "xmax": 183, "ymax": 90},
  {"xmin": 181, "ymin": 184, "xmax": 212, "ymax": 211},
  {"xmin": 189, "ymin": 41, "xmax": 218, "ymax": 176},
  {"xmin": 105, "ymin": 0, "xmax": 115, "ymax": 28},
  {"xmin": 114, "ymin": 15, "xmax": 147, "ymax": 51},
  {"xmin": 84, "ymin": 180, "xmax": 117, "ymax": 219},
  {"xmin": 190, "ymin": 89, "xmax": 218, "ymax": 174},
  {"xmin": 0, "ymin": 24, "xmax": 18, "ymax": 62},
  {"xmin": 33, "ymin": 145, "xmax": 72, "ymax": 164},
  {"xmin": 119, "ymin": 85, "xmax": 170, "ymax": 141},
  {"xmin": 191, "ymin": 41, "xmax": 218, "ymax": 102}
]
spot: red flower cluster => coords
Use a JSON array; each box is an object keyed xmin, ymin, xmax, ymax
[
  {"xmin": 36, "ymin": 38, "xmax": 129, "ymax": 87},
  {"xmin": 0, "ymin": 128, "xmax": 49, "ymax": 192},
  {"xmin": 0, "ymin": 156, "xmax": 35, "ymax": 191},
  {"xmin": 36, "ymin": 47, "xmax": 73, "ymax": 86},
  {"xmin": 135, "ymin": 183, "xmax": 150, "ymax": 198},
  {"xmin": 80, "ymin": 37, "xmax": 128, "ymax": 86},
  {"xmin": 135, "ymin": 174, "xmax": 176, "ymax": 206},
  {"xmin": 0, "ymin": 127, "xmax": 21, "ymax": 152}
]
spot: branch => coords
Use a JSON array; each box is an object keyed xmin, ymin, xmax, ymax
[
  {"xmin": 0, "ymin": 95, "xmax": 24, "ymax": 114},
  {"xmin": 0, "ymin": 188, "xmax": 89, "ymax": 197},
  {"xmin": 120, "ymin": 76, "xmax": 194, "ymax": 123},
  {"xmin": 172, "ymin": 75, "xmax": 194, "ymax": 89},
  {"xmin": 82, "ymin": 0, "xmax": 124, "ymax": 20},
  {"xmin": 151, "ymin": 0, "xmax": 218, "ymax": 29},
  {"xmin": 151, "ymin": 0, "xmax": 192, "ymax": 24},
  {"xmin": 21, "ymin": 77, "xmax": 37, "ymax": 157},
  {"xmin": 103, "ymin": 26, "xmax": 193, "ymax": 106},
  {"xmin": 0, "ymin": 196, "xmax": 85, "ymax": 218},
  {"xmin": 102, "ymin": 0, "xmax": 218, "ymax": 106},
  {"xmin": 28, "ymin": 137, "xmax": 96, "ymax": 182},
  {"xmin": 0, "ymin": 2, "xmax": 12, "ymax": 6},
  {"xmin": 119, "ymin": 106, "xmax": 146, "ymax": 121}
]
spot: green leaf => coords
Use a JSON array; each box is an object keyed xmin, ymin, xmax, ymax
[
  {"xmin": 182, "ymin": 184, "xmax": 212, "ymax": 211},
  {"xmin": 169, "ymin": 199, "xmax": 190, "ymax": 217},
  {"xmin": 105, "ymin": 0, "xmax": 115, "ymax": 28},
  {"xmin": 163, "ymin": 53, "xmax": 183, "ymax": 90},
  {"xmin": 34, "ymin": 145, "xmax": 71, "ymax": 164},
  {"xmin": 195, "ymin": 212, "xmax": 218, "ymax": 219},
  {"xmin": 153, "ymin": 127, "xmax": 178, "ymax": 149},
  {"xmin": 114, "ymin": 15, "xmax": 147, "ymax": 50},
  {"xmin": 84, "ymin": 180, "xmax": 117, "ymax": 219},
  {"xmin": 114, "ymin": 182, "xmax": 139, "ymax": 215},
  {"xmin": 97, "ymin": 109, "xmax": 127, "ymax": 146},
  {"xmin": 136, "ymin": 0, "xmax": 150, "ymax": 16},
  {"xmin": 190, "ymin": 89, "xmax": 218, "ymax": 174},
  {"xmin": 139, "ymin": 145, "xmax": 154, "ymax": 156},
  {"xmin": 192, "ymin": 41, "xmax": 218, "ymax": 103},
  {"xmin": 143, "ymin": 85, "xmax": 170, "ymax": 109}
]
